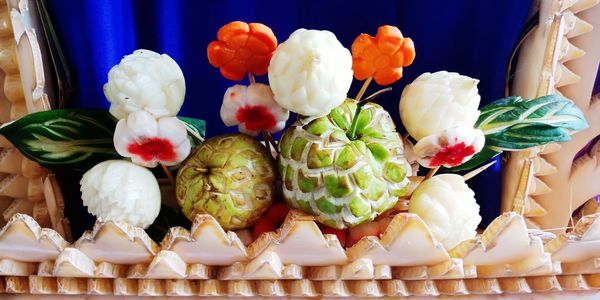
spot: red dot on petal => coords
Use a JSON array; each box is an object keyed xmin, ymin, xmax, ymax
[
  {"xmin": 127, "ymin": 137, "xmax": 177, "ymax": 162},
  {"xmin": 429, "ymin": 142, "xmax": 476, "ymax": 167},
  {"xmin": 235, "ymin": 105, "xmax": 277, "ymax": 132}
]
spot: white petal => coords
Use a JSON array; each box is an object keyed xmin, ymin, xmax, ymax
[
  {"xmin": 269, "ymin": 121, "xmax": 287, "ymax": 134},
  {"xmin": 131, "ymin": 155, "xmax": 159, "ymax": 168},
  {"xmin": 246, "ymin": 84, "xmax": 290, "ymax": 126},
  {"xmin": 163, "ymin": 138, "xmax": 191, "ymax": 166},
  {"xmin": 471, "ymin": 128, "xmax": 485, "ymax": 152},
  {"xmin": 238, "ymin": 123, "xmax": 260, "ymax": 136},
  {"xmin": 221, "ymin": 85, "xmax": 249, "ymax": 126},
  {"xmin": 268, "ymin": 29, "xmax": 352, "ymax": 117},
  {"xmin": 220, "ymin": 106, "xmax": 239, "ymax": 127},
  {"xmin": 413, "ymin": 134, "xmax": 441, "ymax": 166},
  {"xmin": 157, "ymin": 117, "xmax": 188, "ymax": 145},
  {"xmin": 246, "ymin": 83, "xmax": 275, "ymax": 106},
  {"xmin": 80, "ymin": 160, "xmax": 161, "ymax": 228},
  {"xmin": 409, "ymin": 174, "xmax": 480, "ymax": 249},
  {"xmin": 413, "ymin": 126, "xmax": 485, "ymax": 168},
  {"xmin": 104, "ymin": 49, "xmax": 185, "ymax": 119},
  {"xmin": 416, "ymin": 157, "xmax": 435, "ymax": 169},
  {"xmin": 113, "ymin": 120, "xmax": 135, "ymax": 157},
  {"xmin": 126, "ymin": 110, "xmax": 158, "ymax": 139},
  {"xmin": 400, "ymin": 71, "xmax": 481, "ymax": 140}
]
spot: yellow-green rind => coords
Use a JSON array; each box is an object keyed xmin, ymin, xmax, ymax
[{"xmin": 176, "ymin": 134, "xmax": 276, "ymax": 230}]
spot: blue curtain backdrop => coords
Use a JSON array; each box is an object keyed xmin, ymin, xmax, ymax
[{"xmin": 46, "ymin": 0, "xmax": 532, "ymax": 228}]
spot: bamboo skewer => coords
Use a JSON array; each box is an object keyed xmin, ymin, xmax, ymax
[
  {"xmin": 463, "ymin": 161, "xmax": 497, "ymax": 181},
  {"xmin": 162, "ymin": 165, "xmax": 175, "ymax": 185}
]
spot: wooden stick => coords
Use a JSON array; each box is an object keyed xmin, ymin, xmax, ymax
[
  {"xmin": 355, "ymin": 77, "xmax": 373, "ymax": 102},
  {"xmin": 543, "ymin": 226, "xmax": 575, "ymax": 232},
  {"xmin": 462, "ymin": 160, "xmax": 497, "ymax": 181},
  {"xmin": 162, "ymin": 164, "xmax": 175, "ymax": 185},
  {"xmin": 513, "ymin": 159, "xmax": 533, "ymax": 216},
  {"xmin": 265, "ymin": 132, "xmax": 279, "ymax": 154},
  {"xmin": 569, "ymin": 187, "xmax": 575, "ymax": 230},
  {"xmin": 179, "ymin": 119, "xmax": 205, "ymax": 142},
  {"xmin": 262, "ymin": 131, "xmax": 272, "ymax": 155},
  {"xmin": 425, "ymin": 166, "xmax": 440, "ymax": 179},
  {"xmin": 248, "ymin": 72, "xmax": 256, "ymax": 84}
]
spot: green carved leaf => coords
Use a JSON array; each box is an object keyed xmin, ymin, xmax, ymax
[
  {"xmin": 476, "ymin": 94, "xmax": 588, "ymax": 151},
  {"xmin": 445, "ymin": 94, "xmax": 587, "ymax": 172},
  {"xmin": 477, "ymin": 95, "xmax": 588, "ymax": 134},
  {"xmin": 0, "ymin": 109, "xmax": 119, "ymax": 171},
  {"xmin": 177, "ymin": 116, "xmax": 206, "ymax": 146},
  {"xmin": 485, "ymin": 124, "xmax": 571, "ymax": 150}
]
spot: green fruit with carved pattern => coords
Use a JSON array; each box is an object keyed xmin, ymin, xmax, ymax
[
  {"xmin": 176, "ymin": 134, "xmax": 276, "ymax": 230},
  {"xmin": 278, "ymin": 99, "xmax": 411, "ymax": 229}
]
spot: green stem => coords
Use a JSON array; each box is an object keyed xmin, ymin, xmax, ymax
[
  {"xmin": 347, "ymin": 105, "xmax": 363, "ymax": 140},
  {"xmin": 347, "ymin": 77, "xmax": 372, "ymax": 140}
]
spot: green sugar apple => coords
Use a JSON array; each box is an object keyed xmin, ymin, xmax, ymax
[
  {"xmin": 278, "ymin": 99, "xmax": 411, "ymax": 229},
  {"xmin": 176, "ymin": 134, "xmax": 276, "ymax": 230}
]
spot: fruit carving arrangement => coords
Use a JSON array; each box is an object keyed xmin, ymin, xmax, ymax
[
  {"xmin": 187, "ymin": 21, "xmax": 585, "ymax": 248},
  {"xmin": 0, "ymin": 21, "xmax": 588, "ymax": 253}
]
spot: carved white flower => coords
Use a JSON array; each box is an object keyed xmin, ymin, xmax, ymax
[
  {"xmin": 414, "ymin": 126, "xmax": 485, "ymax": 168},
  {"xmin": 268, "ymin": 29, "xmax": 353, "ymax": 117},
  {"xmin": 104, "ymin": 49, "xmax": 185, "ymax": 119},
  {"xmin": 80, "ymin": 160, "xmax": 161, "ymax": 228},
  {"xmin": 220, "ymin": 83, "xmax": 289, "ymax": 136},
  {"xmin": 408, "ymin": 174, "xmax": 481, "ymax": 249},
  {"xmin": 400, "ymin": 71, "xmax": 481, "ymax": 141},
  {"xmin": 113, "ymin": 110, "xmax": 191, "ymax": 167}
]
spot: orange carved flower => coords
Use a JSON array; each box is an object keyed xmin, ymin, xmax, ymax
[
  {"xmin": 207, "ymin": 21, "xmax": 277, "ymax": 81},
  {"xmin": 351, "ymin": 25, "xmax": 415, "ymax": 85}
]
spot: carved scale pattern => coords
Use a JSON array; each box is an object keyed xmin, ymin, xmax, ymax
[
  {"xmin": 0, "ymin": 0, "xmax": 69, "ymax": 239},
  {"xmin": 503, "ymin": 0, "xmax": 600, "ymax": 231},
  {"xmin": 1, "ymin": 210, "xmax": 600, "ymax": 297}
]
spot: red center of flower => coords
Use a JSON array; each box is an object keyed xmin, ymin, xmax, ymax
[
  {"xmin": 236, "ymin": 105, "xmax": 277, "ymax": 132},
  {"xmin": 127, "ymin": 137, "xmax": 177, "ymax": 162},
  {"xmin": 429, "ymin": 142, "xmax": 476, "ymax": 167}
]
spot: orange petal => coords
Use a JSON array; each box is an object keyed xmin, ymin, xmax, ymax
[
  {"xmin": 246, "ymin": 35, "xmax": 273, "ymax": 55},
  {"xmin": 217, "ymin": 21, "xmax": 249, "ymax": 49},
  {"xmin": 399, "ymin": 38, "xmax": 416, "ymax": 66},
  {"xmin": 207, "ymin": 41, "xmax": 235, "ymax": 67},
  {"xmin": 373, "ymin": 67, "xmax": 403, "ymax": 85},
  {"xmin": 217, "ymin": 21, "xmax": 249, "ymax": 40},
  {"xmin": 389, "ymin": 49, "xmax": 405, "ymax": 68},
  {"xmin": 376, "ymin": 25, "xmax": 404, "ymax": 56},
  {"xmin": 247, "ymin": 54, "xmax": 272, "ymax": 76},
  {"xmin": 352, "ymin": 58, "xmax": 376, "ymax": 80},
  {"xmin": 221, "ymin": 59, "xmax": 247, "ymax": 81},
  {"xmin": 227, "ymin": 33, "xmax": 249, "ymax": 50},
  {"xmin": 351, "ymin": 34, "xmax": 375, "ymax": 56},
  {"xmin": 220, "ymin": 67, "xmax": 246, "ymax": 81},
  {"xmin": 361, "ymin": 45, "xmax": 381, "ymax": 61},
  {"xmin": 248, "ymin": 23, "xmax": 277, "ymax": 54}
]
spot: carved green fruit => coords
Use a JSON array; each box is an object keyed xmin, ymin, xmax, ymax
[
  {"xmin": 176, "ymin": 134, "xmax": 276, "ymax": 230},
  {"xmin": 278, "ymin": 100, "xmax": 411, "ymax": 229}
]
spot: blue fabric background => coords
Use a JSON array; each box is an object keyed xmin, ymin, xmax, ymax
[{"xmin": 46, "ymin": 0, "xmax": 532, "ymax": 227}]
